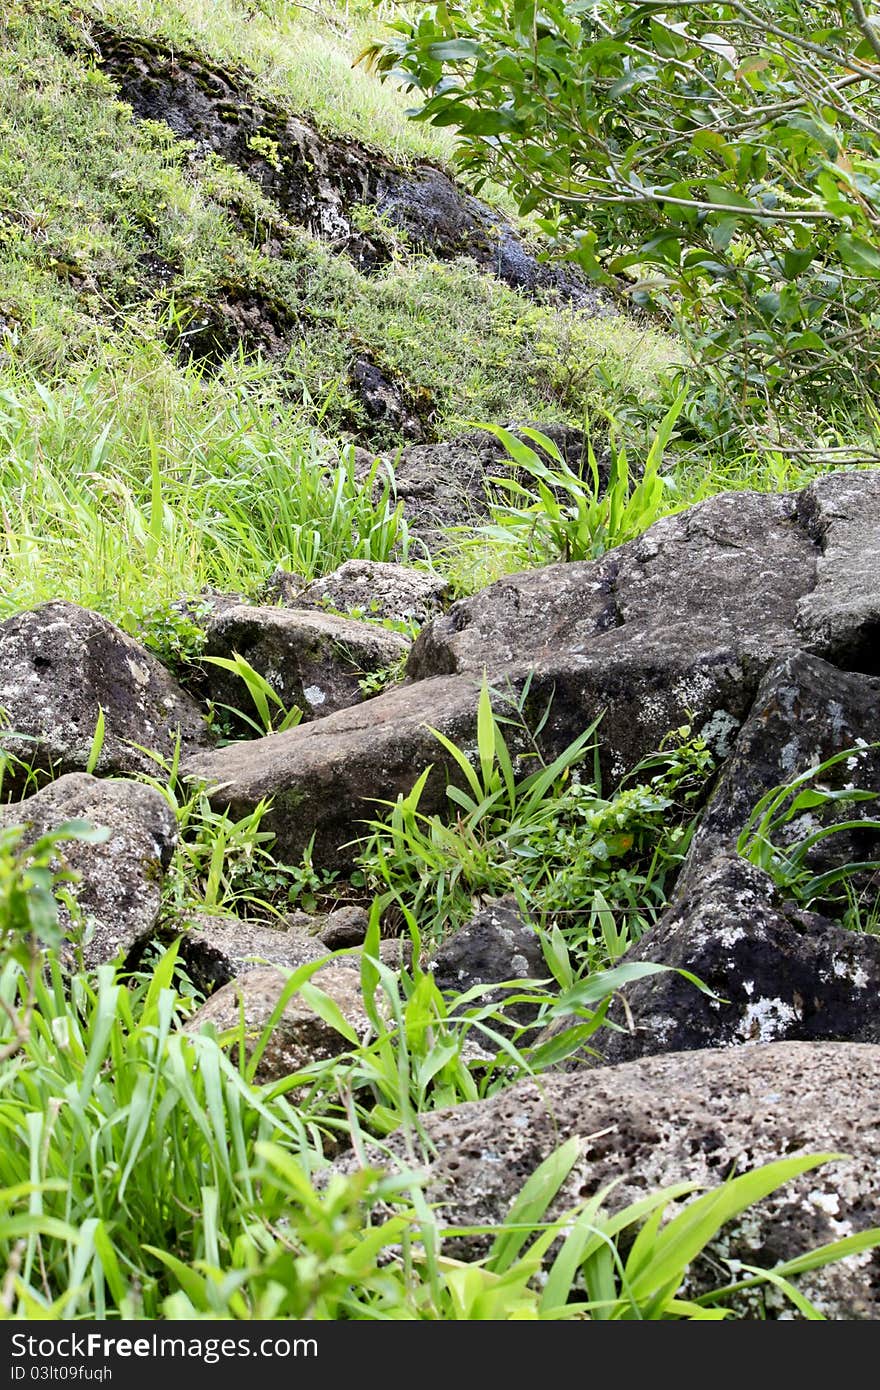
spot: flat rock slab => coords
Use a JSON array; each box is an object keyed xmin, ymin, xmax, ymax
[
  {"xmin": 183, "ymin": 471, "xmax": 880, "ymax": 867},
  {"xmin": 0, "ymin": 773, "xmax": 177, "ymax": 969},
  {"xmin": 205, "ymin": 604, "xmax": 410, "ymax": 722},
  {"xmin": 341, "ymin": 1041, "xmax": 880, "ymax": 1318},
  {"xmin": 0, "ymin": 601, "xmax": 207, "ymax": 782}
]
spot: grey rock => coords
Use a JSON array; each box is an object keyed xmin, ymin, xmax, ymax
[
  {"xmin": 184, "ymin": 472, "xmax": 880, "ymax": 870},
  {"xmin": 391, "ymin": 423, "xmax": 594, "ymax": 541},
  {"xmin": 682, "ymin": 650, "xmax": 880, "ymax": 896},
  {"xmin": 270, "ymin": 560, "xmax": 449, "ymax": 628},
  {"xmin": 0, "ymin": 602, "xmax": 207, "ymax": 783},
  {"xmin": 429, "ymin": 899, "xmax": 549, "ymax": 1032},
  {"xmin": 337, "ymin": 1041, "xmax": 880, "ymax": 1318},
  {"xmin": 185, "ymin": 963, "xmax": 369, "ymax": 1083},
  {"xmin": 185, "ymin": 673, "xmax": 479, "ymax": 867},
  {"xmin": 583, "ymin": 652, "xmax": 880, "ymax": 1064},
  {"xmin": 204, "ymin": 604, "xmax": 410, "ymax": 723},
  {"xmin": 157, "ymin": 912, "xmax": 332, "ymax": 995},
  {"xmin": 586, "ymin": 855, "xmax": 880, "ymax": 1065},
  {"xmin": 795, "ymin": 468, "xmax": 880, "ymax": 670},
  {"xmin": 0, "ymin": 773, "xmax": 177, "ymax": 969}
]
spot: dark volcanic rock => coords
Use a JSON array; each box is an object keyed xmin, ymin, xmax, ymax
[
  {"xmin": 681, "ymin": 650, "xmax": 880, "ymax": 897},
  {"xmin": 185, "ymin": 673, "xmax": 480, "ymax": 866},
  {"xmin": 0, "ymin": 602, "xmax": 207, "ymax": 782},
  {"xmin": 335, "ymin": 1041, "xmax": 880, "ymax": 1318},
  {"xmin": 92, "ymin": 27, "xmax": 605, "ymax": 305},
  {"xmin": 582, "ymin": 651, "xmax": 880, "ymax": 1064},
  {"xmin": 391, "ymin": 422, "xmax": 594, "ymax": 540},
  {"xmin": 588, "ymin": 855, "xmax": 880, "ymax": 1064},
  {"xmin": 204, "ymin": 604, "xmax": 410, "ymax": 723},
  {"xmin": 0, "ymin": 773, "xmax": 177, "ymax": 970}
]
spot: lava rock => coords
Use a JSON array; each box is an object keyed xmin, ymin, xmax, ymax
[
  {"xmin": 0, "ymin": 773, "xmax": 177, "ymax": 970},
  {"xmin": 0, "ymin": 602, "xmax": 207, "ymax": 783}
]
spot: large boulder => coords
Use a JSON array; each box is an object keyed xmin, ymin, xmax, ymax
[
  {"xmin": 0, "ymin": 602, "xmax": 207, "ymax": 782},
  {"xmin": 336, "ymin": 1041, "xmax": 880, "ymax": 1318},
  {"xmin": 0, "ymin": 773, "xmax": 177, "ymax": 969},
  {"xmin": 204, "ymin": 604, "xmax": 410, "ymax": 723},
  {"xmin": 183, "ymin": 471, "xmax": 880, "ymax": 868}
]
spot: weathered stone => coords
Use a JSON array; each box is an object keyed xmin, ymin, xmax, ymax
[
  {"xmin": 185, "ymin": 673, "xmax": 480, "ymax": 866},
  {"xmin": 587, "ymin": 855, "xmax": 880, "ymax": 1064},
  {"xmin": 0, "ymin": 773, "xmax": 177, "ymax": 970},
  {"xmin": 681, "ymin": 650, "xmax": 880, "ymax": 897},
  {"xmin": 185, "ymin": 963, "xmax": 369, "ymax": 1082},
  {"xmin": 350, "ymin": 356, "xmax": 426, "ymax": 441},
  {"xmin": 94, "ymin": 28, "xmax": 604, "ymax": 307},
  {"xmin": 795, "ymin": 468, "xmax": 880, "ymax": 673},
  {"xmin": 428, "ymin": 899, "xmax": 549, "ymax": 1031},
  {"xmin": 320, "ymin": 905, "xmax": 370, "ymax": 949},
  {"xmin": 270, "ymin": 560, "xmax": 449, "ymax": 628},
  {"xmin": 152, "ymin": 912, "xmax": 332, "ymax": 995},
  {"xmin": 0, "ymin": 602, "xmax": 207, "ymax": 782},
  {"xmin": 390, "ymin": 423, "xmax": 595, "ymax": 541},
  {"xmin": 338, "ymin": 1041, "xmax": 880, "ymax": 1318},
  {"xmin": 204, "ymin": 604, "xmax": 410, "ymax": 722},
  {"xmin": 184, "ymin": 472, "xmax": 880, "ymax": 870}
]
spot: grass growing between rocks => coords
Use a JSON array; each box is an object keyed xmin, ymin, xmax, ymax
[{"xmin": 0, "ymin": 876, "xmax": 876, "ymax": 1319}]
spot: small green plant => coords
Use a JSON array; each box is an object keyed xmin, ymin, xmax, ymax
[
  {"xmin": 357, "ymin": 677, "xmax": 713, "ymax": 962},
  {"xmin": 0, "ymin": 818, "xmax": 109, "ymax": 1058},
  {"xmin": 737, "ymin": 743, "xmax": 880, "ymax": 919},
  {"xmin": 204, "ymin": 652, "xmax": 304, "ymax": 737}
]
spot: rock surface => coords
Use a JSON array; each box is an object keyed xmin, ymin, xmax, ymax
[
  {"xmin": 93, "ymin": 27, "xmax": 603, "ymax": 308},
  {"xmin": 585, "ymin": 651, "xmax": 880, "ymax": 1064},
  {"xmin": 428, "ymin": 900, "xmax": 549, "ymax": 1031},
  {"xmin": 339, "ymin": 1041, "xmax": 880, "ymax": 1318},
  {"xmin": 0, "ymin": 602, "xmax": 207, "ymax": 782},
  {"xmin": 590, "ymin": 855, "xmax": 880, "ymax": 1064},
  {"xmin": 155, "ymin": 913, "xmax": 332, "ymax": 995},
  {"xmin": 185, "ymin": 963, "xmax": 369, "ymax": 1082},
  {"xmin": 0, "ymin": 773, "xmax": 177, "ymax": 969},
  {"xmin": 271, "ymin": 560, "xmax": 449, "ymax": 629},
  {"xmin": 204, "ymin": 604, "xmax": 410, "ymax": 723},
  {"xmin": 187, "ymin": 472, "xmax": 880, "ymax": 867}
]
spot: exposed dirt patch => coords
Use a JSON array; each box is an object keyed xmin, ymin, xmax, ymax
[{"xmin": 165, "ymin": 283, "xmax": 297, "ymax": 366}]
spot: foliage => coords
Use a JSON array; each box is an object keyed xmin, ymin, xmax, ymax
[
  {"xmin": 737, "ymin": 743, "xmax": 880, "ymax": 922},
  {"xmin": 0, "ymin": 820, "xmax": 109, "ymax": 1060},
  {"xmin": 0, "ymin": 943, "xmax": 873, "ymax": 1318},
  {"xmin": 466, "ymin": 390, "xmax": 683, "ymax": 566},
  {"xmin": 357, "ymin": 677, "xmax": 714, "ymax": 960},
  {"xmin": 364, "ymin": 0, "xmax": 880, "ymax": 435}
]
